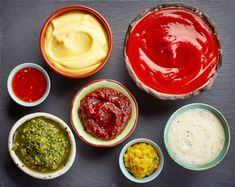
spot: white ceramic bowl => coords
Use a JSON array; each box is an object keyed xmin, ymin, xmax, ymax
[
  {"xmin": 70, "ymin": 79, "xmax": 138, "ymax": 147},
  {"xmin": 119, "ymin": 138, "xmax": 164, "ymax": 183},
  {"xmin": 7, "ymin": 63, "xmax": 51, "ymax": 107},
  {"xmin": 8, "ymin": 113, "xmax": 76, "ymax": 179}
]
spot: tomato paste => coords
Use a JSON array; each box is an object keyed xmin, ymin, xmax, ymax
[
  {"xmin": 126, "ymin": 7, "xmax": 219, "ymax": 94},
  {"xmin": 78, "ymin": 88, "xmax": 132, "ymax": 140},
  {"xmin": 12, "ymin": 67, "xmax": 47, "ymax": 102}
]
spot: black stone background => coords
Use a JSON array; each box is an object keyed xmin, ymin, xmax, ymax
[{"xmin": 0, "ymin": 0, "xmax": 235, "ymax": 186}]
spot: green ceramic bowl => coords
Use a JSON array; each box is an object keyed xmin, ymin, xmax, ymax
[
  {"xmin": 164, "ymin": 103, "xmax": 230, "ymax": 171},
  {"xmin": 70, "ymin": 79, "xmax": 138, "ymax": 147}
]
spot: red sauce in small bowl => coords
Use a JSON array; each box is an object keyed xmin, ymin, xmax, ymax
[
  {"xmin": 12, "ymin": 67, "xmax": 47, "ymax": 102},
  {"xmin": 126, "ymin": 7, "xmax": 220, "ymax": 95},
  {"xmin": 78, "ymin": 87, "xmax": 132, "ymax": 140}
]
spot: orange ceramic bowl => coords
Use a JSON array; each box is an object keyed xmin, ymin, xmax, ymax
[{"xmin": 40, "ymin": 5, "xmax": 113, "ymax": 78}]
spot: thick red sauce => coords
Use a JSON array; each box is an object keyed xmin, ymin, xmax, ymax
[
  {"xmin": 12, "ymin": 67, "xmax": 47, "ymax": 102},
  {"xmin": 78, "ymin": 88, "xmax": 132, "ymax": 140},
  {"xmin": 126, "ymin": 7, "xmax": 219, "ymax": 94}
]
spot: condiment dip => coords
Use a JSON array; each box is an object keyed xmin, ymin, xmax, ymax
[
  {"xmin": 126, "ymin": 6, "xmax": 220, "ymax": 95},
  {"xmin": 13, "ymin": 117, "xmax": 71, "ymax": 173},
  {"xmin": 168, "ymin": 108, "xmax": 225, "ymax": 165},
  {"xmin": 7, "ymin": 63, "xmax": 50, "ymax": 107},
  {"xmin": 44, "ymin": 11, "xmax": 109, "ymax": 76},
  {"xmin": 124, "ymin": 142, "xmax": 159, "ymax": 179},
  {"xmin": 78, "ymin": 87, "xmax": 132, "ymax": 140},
  {"xmin": 12, "ymin": 67, "xmax": 47, "ymax": 102}
]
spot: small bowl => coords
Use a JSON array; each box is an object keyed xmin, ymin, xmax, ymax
[
  {"xmin": 164, "ymin": 103, "xmax": 230, "ymax": 170},
  {"xmin": 70, "ymin": 79, "xmax": 138, "ymax": 147},
  {"xmin": 7, "ymin": 63, "xmax": 51, "ymax": 107},
  {"xmin": 8, "ymin": 112, "xmax": 76, "ymax": 179},
  {"xmin": 123, "ymin": 3, "xmax": 222, "ymax": 100},
  {"xmin": 40, "ymin": 5, "xmax": 113, "ymax": 78},
  {"xmin": 119, "ymin": 138, "xmax": 164, "ymax": 183}
]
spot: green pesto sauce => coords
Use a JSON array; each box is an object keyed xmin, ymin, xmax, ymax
[{"xmin": 13, "ymin": 117, "xmax": 71, "ymax": 173}]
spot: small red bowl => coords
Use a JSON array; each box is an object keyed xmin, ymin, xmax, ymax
[
  {"xmin": 70, "ymin": 79, "xmax": 139, "ymax": 148},
  {"xmin": 40, "ymin": 5, "xmax": 113, "ymax": 78}
]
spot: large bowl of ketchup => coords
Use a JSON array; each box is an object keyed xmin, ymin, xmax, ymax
[{"xmin": 124, "ymin": 3, "xmax": 222, "ymax": 100}]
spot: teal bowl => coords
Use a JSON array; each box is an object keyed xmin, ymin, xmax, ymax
[
  {"xmin": 164, "ymin": 103, "xmax": 230, "ymax": 171},
  {"xmin": 119, "ymin": 138, "xmax": 164, "ymax": 183}
]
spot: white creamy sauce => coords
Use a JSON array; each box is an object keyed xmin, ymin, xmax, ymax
[{"xmin": 168, "ymin": 108, "xmax": 225, "ymax": 165}]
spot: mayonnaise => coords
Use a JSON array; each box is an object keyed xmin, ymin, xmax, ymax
[
  {"xmin": 168, "ymin": 108, "xmax": 225, "ymax": 165},
  {"xmin": 44, "ymin": 12, "xmax": 109, "ymax": 75}
]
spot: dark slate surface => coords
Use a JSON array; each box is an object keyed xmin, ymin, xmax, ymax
[{"xmin": 1, "ymin": 0, "xmax": 235, "ymax": 186}]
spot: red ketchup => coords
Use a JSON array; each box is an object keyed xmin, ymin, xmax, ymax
[
  {"xmin": 78, "ymin": 88, "xmax": 132, "ymax": 140},
  {"xmin": 126, "ymin": 7, "xmax": 219, "ymax": 94},
  {"xmin": 12, "ymin": 67, "xmax": 47, "ymax": 102}
]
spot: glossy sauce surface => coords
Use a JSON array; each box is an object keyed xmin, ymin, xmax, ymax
[
  {"xmin": 12, "ymin": 67, "xmax": 47, "ymax": 102},
  {"xmin": 126, "ymin": 7, "xmax": 219, "ymax": 94},
  {"xmin": 78, "ymin": 88, "xmax": 132, "ymax": 140}
]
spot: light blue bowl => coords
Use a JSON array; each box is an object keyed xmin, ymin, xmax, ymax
[
  {"xmin": 164, "ymin": 103, "xmax": 230, "ymax": 171},
  {"xmin": 7, "ymin": 63, "xmax": 51, "ymax": 107},
  {"xmin": 119, "ymin": 138, "xmax": 164, "ymax": 183}
]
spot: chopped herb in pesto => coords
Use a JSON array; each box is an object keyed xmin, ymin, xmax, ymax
[{"xmin": 13, "ymin": 117, "xmax": 71, "ymax": 173}]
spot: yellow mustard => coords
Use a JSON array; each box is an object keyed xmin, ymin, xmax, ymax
[
  {"xmin": 44, "ymin": 12, "xmax": 109, "ymax": 75},
  {"xmin": 124, "ymin": 143, "xmax": 159, "ymax": 179}
]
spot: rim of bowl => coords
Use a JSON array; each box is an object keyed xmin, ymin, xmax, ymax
[
  {"xmin": 164, "ymin": 103, "xmax": 230, "ymax": 171},
  {"xmin": 39, "ymin": 5, "xmax": 113, "ymax": 78},
  {"xmin": 123, "ymin": 2, "xmax": 222, "ymax": 100},
  {"xmin": 70, "ymin": 79, "xmax": 139, "ymax": 147},
  {"xmin": 8, "ymin": 112, "xmax": 76, "ymax": 179},
  {"xmin": 119, "ymin": 138, "xmax": 164, "ymax": 183},
  {"xmin": 7, "ymin": 63, "xmax": 51, "ymax": 107}
]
